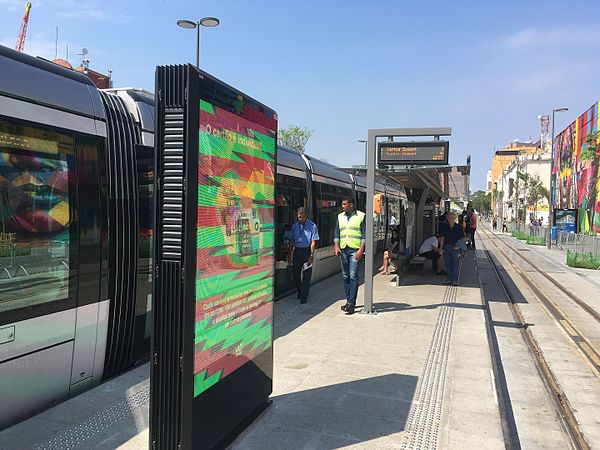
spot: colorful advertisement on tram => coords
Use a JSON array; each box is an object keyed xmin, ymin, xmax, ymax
[{"xmin": 194, "ymin": 99, "xmax": 276, "ymax": 397}]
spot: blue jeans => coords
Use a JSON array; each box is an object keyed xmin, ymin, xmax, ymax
[
  {"xmin": 443, "ymin": 245, "xmax": 460, "ymax": 283},
  {"xmin": 340, "ymin": 248, "xmax": 360, "ymax": 306}
]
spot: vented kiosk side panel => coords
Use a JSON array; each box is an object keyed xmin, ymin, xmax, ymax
[{"xmin": 151, "ymin": 65, "xmax": 188, "ymax": 450}]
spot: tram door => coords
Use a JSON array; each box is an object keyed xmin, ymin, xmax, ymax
[{"xmin": 274, "ymin": 173, "xmax": 307, "ymax": 298}]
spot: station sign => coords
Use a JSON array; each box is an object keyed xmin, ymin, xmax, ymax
[
  {"xmin": 378, "ymin": 141, "xmax": 449, "ymax": 165},
  {"xmin": 152, "ymin": 64, "xmax": 276, "ymax": 450}
]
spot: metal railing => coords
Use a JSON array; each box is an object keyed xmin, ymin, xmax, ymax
[{"xmin": 554, "ymin": 231, "xmax": 600, "ymax": 258}]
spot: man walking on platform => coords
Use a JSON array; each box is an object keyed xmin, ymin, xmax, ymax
[
  {"xmin": 288, "ymin": 207, "xmax": 319, "ymax": 304},
  {"xmin": 438, "ymin": 211, "xmax": 465, "ymax": 286},
  {"xmin": 334, "ymin": 197, "xmax": 366, "ymax": 315}
]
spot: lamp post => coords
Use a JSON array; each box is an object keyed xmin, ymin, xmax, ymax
[
  {"xmin": 547, "ymin": 107, "xmax": 568, "ymax": 249},
  {"xmin": 358, "ymin": 140, "xmax": 367, "ymax": 166},
  {"xmin": 177, "ymin": 17, "xmax": 220, "ymax": 68}
]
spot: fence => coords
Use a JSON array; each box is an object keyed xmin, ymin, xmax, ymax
[{"xmin": 554, "ymin": 231, "xmax": 600, "ymax": 258}]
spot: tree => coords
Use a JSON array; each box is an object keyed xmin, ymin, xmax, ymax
[
  {"xmin": 522, "ymin": 174, "xmax": 549, "ymax": 220},
  {"xmin": 471, "ymin": 190, "xmax": 491, "ymax": 214},
  {"xmin": 278, "ymin": 125, "xmax": 313, "ymax": 154}
]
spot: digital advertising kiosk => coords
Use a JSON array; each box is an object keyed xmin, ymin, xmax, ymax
[{"xmin": 151, "ymin": 64, "xmax": 277, "ymax": 449}]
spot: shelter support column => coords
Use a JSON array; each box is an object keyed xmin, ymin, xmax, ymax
[
  {"xmin": 415, "ymin": 188, "xmax": 429, "ymax": 248},
  {"xmin": 363, "ymin": 131, "xmax": 377, "ymax": 314}
]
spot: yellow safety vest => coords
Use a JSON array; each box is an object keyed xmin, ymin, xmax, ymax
[{"xmin": 338, "ymin": 210, "xmax": 365, "ymax": 249}]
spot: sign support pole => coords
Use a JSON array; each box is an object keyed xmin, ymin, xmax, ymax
[{"xmin": 362, "ymin": 127, "xmax": 452, "ymax": 315}]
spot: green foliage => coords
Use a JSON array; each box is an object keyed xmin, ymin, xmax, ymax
[
  {"xmin": 471, "ymin": 190, "xmax": 491, "ymax": 213},
  {"xmin": 525, "ymin": 235, "xmax": 546, "ymax": 246},
  {"xmin": 511, "ymin": 230, "xmax": 528, "ymax": 240},
  {"xmin": 278, "ymin": 125, "xmax": 313, "ymax": 154},
  {"xmin": 511, "ymin": 230, "xmax": 545, "ymax": 245},
  {"xmin": 566, "ymin": 249, "xmax": 600, "ymax": 270},
  {"xmin": 580, "ymin": 131, "xmax": 599, "ymax": 162}
]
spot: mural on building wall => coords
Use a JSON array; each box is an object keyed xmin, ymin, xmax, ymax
[{"xmin": 553, "ymin": 101, "xmax": 600, "ymax": 234}]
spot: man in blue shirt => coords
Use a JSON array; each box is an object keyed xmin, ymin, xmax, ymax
[
  {"xmin": 437, "ymin": 211, "xmax": 465, "ymax": 286},
  {"xmin": 287, "ymin": 207, "xmax": 320, "ymax": 303}
]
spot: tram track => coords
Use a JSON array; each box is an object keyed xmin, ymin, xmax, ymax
[
  {"xmin": 479, "ymin": 225, "xmax": 600, "ymax": 377},
  {"xmin": 479, "ymin": 241, "xmax": 590, "ymax": 450},
  {"xmin": 479, "ymin": 225, "xmax": 600, "ymax": 325}
]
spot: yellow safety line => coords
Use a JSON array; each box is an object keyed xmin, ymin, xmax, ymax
[
  {"xmin": 559, "ymin": 319, "xmax": 577, "ymax": 337},
  {"xmin": 579, "ymin": 342, "xmax": 600, "ymax": 367}
]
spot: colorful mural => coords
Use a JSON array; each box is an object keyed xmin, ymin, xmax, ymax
[{"xmin": 553, "ymin": 101, "xmax": 600, "ymax": 234}]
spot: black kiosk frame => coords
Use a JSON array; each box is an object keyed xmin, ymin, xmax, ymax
[{"xmin": 151, "ymin": 64, "xmax": 277, "ymax": 450}]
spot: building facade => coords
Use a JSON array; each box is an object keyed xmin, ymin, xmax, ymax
[
  {"xmin": 490, "ymin": 141, "xmax": 542, "ymax": 218},
  {"xmin": 497, "ymin": 154, "xmax": 550, "ymax": 223},
  {"xmin": 553, "ymin": 100, "xmax": 600, "ymax": 235}
]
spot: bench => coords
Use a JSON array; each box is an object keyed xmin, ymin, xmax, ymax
[
  {"xmin": 395, "ymin": 255, "xmax": 428, "ymax": 287},
  {"xmin": 409, "ymin": 256, "xmax": 427, "ymax": 270}
]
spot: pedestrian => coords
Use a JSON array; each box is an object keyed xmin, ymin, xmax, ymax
[
  {"xmin": 467, "ymin": 207, "xmax": 478, "ymax": 249},
  {"xmin": 334, "ymin": 197, "xmax": 366, "ymax": 315},
  {"xmin": 502, "ymin": 217, "xmax": 508, "ymax": 233},
  {"xmin": 417, "ymin": 233, "xmax": 444, "ymax": 274},
  {"xmin": 438, "ymin": 211, "xmax": 465, "ymax": 286},
  {"xmin": 492, "ymin": 216, "xmax": 497, "ymax": 231},
  {"xmin": 379, "ymin": 228, "xmax": 404, "ymax": 275},
  {"xmin": 288, "ymin": 207, "xmax": 319, "ymax": 304},
  {"xmin": 459, "ymin": 210, "xmax": 470, "ymax": 246}
]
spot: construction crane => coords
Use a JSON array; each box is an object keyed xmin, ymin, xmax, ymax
[{"xmin": 15, "ymin": 2, "xmax": 32, "ymax": 52}]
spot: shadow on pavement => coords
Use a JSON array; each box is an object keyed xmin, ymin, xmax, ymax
[
  {"xmin": 373, "ymin": 301, "xmax": 484, "ymax": 314},
  {"xmin": 233, "ymin": 373, "xmax": 418, "ymax": 448}
]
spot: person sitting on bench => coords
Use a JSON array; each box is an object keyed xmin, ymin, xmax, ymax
[
  {"xmin": 418, "ymin": 234, "xmax": 444, "ymax": 275},
  {"xmin": 380, "ymin": 229, "xmax": 404, "ymax": 274}
]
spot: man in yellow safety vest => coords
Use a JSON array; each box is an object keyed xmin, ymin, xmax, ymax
[{"xmin": 334, "ymin": 197, "xmax": 366, "ymax": 315}]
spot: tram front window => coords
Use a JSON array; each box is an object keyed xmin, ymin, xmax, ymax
[{"xmin": 0, "ymin": 119, "xmax": 76, "ymax": 321}]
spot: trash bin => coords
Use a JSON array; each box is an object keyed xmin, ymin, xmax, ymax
[{"xmin": 551, "ymin": 226, "xmax": 557, "ymax": 241}]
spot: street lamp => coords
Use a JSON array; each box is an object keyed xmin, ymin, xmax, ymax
[
  {"xmin": 358, "ymin": 139, "xmax": 367, "ymax": 166},
  {"xmin": 177, "ymin": 16, "xmax": 220, "ymax": 68},
  {"xmin": 547, "ymin": 107, "xmax": 568, "ymax": 249}
]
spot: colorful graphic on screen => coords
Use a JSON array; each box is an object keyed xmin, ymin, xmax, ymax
[{"xmin": 194, "ymin": 99, "xmax": 276, "ymax": 397}]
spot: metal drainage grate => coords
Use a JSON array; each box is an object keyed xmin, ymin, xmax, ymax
[
  {"xmin": 32, "ymin": 384, "xmax": 150, "ymax": 450},
  {"xmin": 401, "ymin": 284, "xmax": 457, "ymax": 450}
]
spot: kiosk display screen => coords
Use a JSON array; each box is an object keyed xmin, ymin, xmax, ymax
[
  {"xmin": 554, "ymin": 209, "xmax": 578, "ymax": 233},
  {"xmin": 194, "ymin": 99, "xmax": 276, "ymax": 397}
]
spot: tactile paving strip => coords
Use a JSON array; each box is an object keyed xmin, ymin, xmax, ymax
[
  {"xmin": 32, "ymin": 384, "xmax": 150, "ymax": 450},
  {"xmin": 401, "ymin": 284, "xmax": 458, "ymax": 450}
]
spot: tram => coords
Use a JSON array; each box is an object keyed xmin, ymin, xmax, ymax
[{"xmin": 0, "ymin": 44, "xmax": 406, "ymax": 428}]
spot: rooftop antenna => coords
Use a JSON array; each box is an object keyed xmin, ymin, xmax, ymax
[
  {"xmin": 54, "ymin": 26, "xmax": 59, "ymax": 60},
  {"xmin": 108, "ymin": 68, "xmax": 113, "ymax": 88},
  {"xmin": 66, "ymin": 43, "xmax": 69, "ymax": 62},
  {"xmin": 78, "ymin": 47, "xmax": 89, "ymax": 70}
]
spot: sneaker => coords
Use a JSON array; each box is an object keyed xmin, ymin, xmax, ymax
[
  {"xmin": 442, "ymin": 280, "xmax": 453, "ymax": 285},
  {"xmin": 452, "ymin": 281, "xmax": 459, "ymax": 286},
  {"xmin": 345, "ymin": 305, "xmax": 355, "ymax": 315},
  {"xmin": 300, "ymin": 298, "xmax": 307, "ymax": 304},
  {"xmin": 341, "ymin": 303, "xmax": 350, "ymax": 311}
]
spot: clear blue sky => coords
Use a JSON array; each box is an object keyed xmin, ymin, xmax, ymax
[{"xmin": 2, "ymin": 0, "xmax": 599, "ymax": 190}]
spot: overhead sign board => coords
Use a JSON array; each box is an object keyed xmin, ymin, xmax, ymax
[{"xmin": 378, "ymin": 141, "xmax": 449, "ymax": 165}]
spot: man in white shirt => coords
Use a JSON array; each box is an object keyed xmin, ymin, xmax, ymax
[{"xmin": 418, "ymin": 234, "xmax": 444, "ymax": 274}]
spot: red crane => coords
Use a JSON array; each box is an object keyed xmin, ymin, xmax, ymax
[{"xmin": 15, "ymin": 2, "xmax": 32, "ymax": 52}]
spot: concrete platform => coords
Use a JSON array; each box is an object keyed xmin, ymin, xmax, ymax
[{"xmin": 0, "ymin": 257, "xmax": 505, "ymax": 450}]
